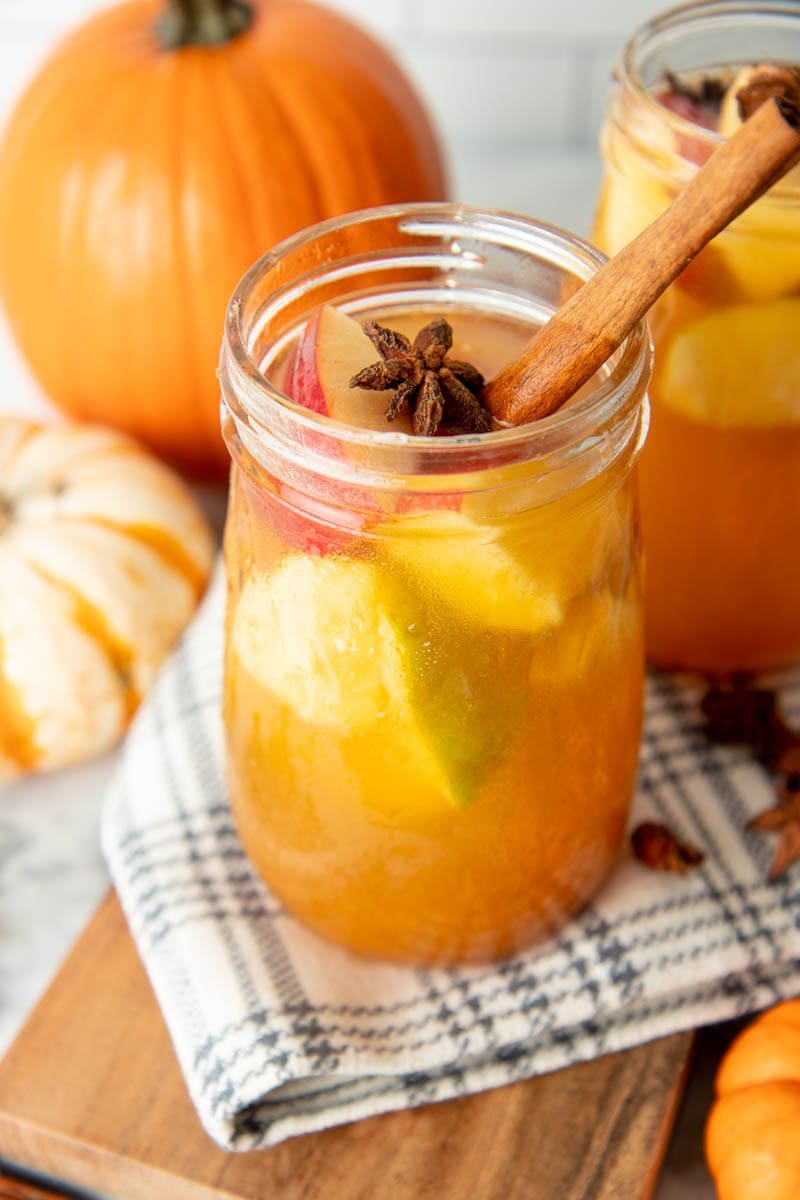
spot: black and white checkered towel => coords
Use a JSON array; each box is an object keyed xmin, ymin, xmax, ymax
[{"xmin": 103, "ymin": 569, "xmax": 800, "ymax": 1150}]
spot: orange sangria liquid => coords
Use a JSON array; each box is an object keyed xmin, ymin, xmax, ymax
[
  {"xmin": 593, "ymin": 4, "xmax": 800, "ymax": 673},
  {"xmin": 220, "ymin": 208, "xmax": 650, "ymax": 965}
]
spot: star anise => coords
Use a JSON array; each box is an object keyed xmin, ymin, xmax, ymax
[
  {"xmin": 747, "ymin": 784, "xmax": 800, "ymax": 880},
  {"xmin": 665, "ymin": 68, "xmax": 728, "ymax": 109},
  {"xmin": 349, "ymin": 317, "xmax": 493, "ymax": 437},
  {"xmin": 701, "ymin": 675, "xmax": 798, "ymax": 767},
  {"xmin": 631, "ymin": 821, "xmax": 705, "ymax": 875},
  {"xmin": 700, "ymin": 676, "xmax": 800, "ymax": 881}
]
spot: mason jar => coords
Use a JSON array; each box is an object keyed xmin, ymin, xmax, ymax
[
  {"xmin": 594, "ymin": 0, "xmax": 800, "ymax": 673},
  {"xmin": 219, "ymin": 204, "xmax": 651, "ymax": 965}
]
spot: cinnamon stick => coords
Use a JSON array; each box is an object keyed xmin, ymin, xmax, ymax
[{"xmin": 483, "ymin": 95, "xmax": 800, "ymax": 426}]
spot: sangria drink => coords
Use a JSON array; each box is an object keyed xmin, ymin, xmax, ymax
[
  {"xmin": 593, "ymin": 1, "xmax": 800, "ymax": 672},
  {"xmin": 220, "ymin": 206, "xmax": 651, "ymax": 964}
]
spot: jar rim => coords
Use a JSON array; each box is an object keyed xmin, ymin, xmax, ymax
[
  {"xmin": 620, "ymin": 0, "xmax": 800, "ymax": 195},
  {"xmin": 221, "ymin": 203, "xmax": 651, "ymax": 479}
]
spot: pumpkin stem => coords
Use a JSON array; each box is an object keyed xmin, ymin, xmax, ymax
[{"xmin": 156, "ymin": 0, "xmax": 253, "ymax": 48}]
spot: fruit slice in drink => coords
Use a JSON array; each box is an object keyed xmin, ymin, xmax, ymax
[{"xmin": 229, "ymin": 553, "xmax": 536, "ymax": 813}]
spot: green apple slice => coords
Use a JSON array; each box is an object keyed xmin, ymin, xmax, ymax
[
  {"xmin": 399, "ymin": 619, "xmax": 527, "ymax": 808},
  {"xmin": 378, "ymin": 509, "xmax": 562, "ymax": 634},
  {"xmin": 230, "ymin": 554, "xmax": 527, "ymax": 810}
]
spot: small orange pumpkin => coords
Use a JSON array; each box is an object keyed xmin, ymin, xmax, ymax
[
  {"xmin": 0, "ymin": 0, "xmax": 445, "ymax": 478},
  {"xmin": 706, "ymin": 999, "xmax": 800, "ymax": 1200}
]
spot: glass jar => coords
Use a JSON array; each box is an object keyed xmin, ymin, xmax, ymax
[
  {"xmin": 594, "ymin": 0, "xmax": 800, "ymax": 673},
  {"xmin": 219, "ymin": 204, "xmax": 651, "ymax": 965}
]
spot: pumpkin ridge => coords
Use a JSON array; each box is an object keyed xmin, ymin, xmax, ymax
[
  {"xmin": 263, "ymin": 7, "xmax": 444, "ymax": 200},
  {"xmin": 62, "ymin": 62, "xmax": 156, "ymax": 427},
  {"xmin": 321, "ymin": 43, "xmax": 433, "ymax": 201},
  {"xmin": 131, "ymin": 53, "xmax": 203, "ymax": 462},
  {"xmin": 0, "ymin": 420, "xmax": 40, "ymax": 481},
  {"xmin": 0, "ymin": 53, "xmax": 143, "ymax": 412},
  {"xmin": 170, "ymin": 52, "xmax": 228, "ymax": 463},
  {"xmin": 73, "ymin": 515, "xmax": 210, "ymax": 597},
  {"xmin": 112, "ymin": 58, "xmax": 186, "ymax": 454},
  {"xmin": 235, "ymin": 41, "xmax": 326, "ymax": 219},
  {"xmin": 198, "ymin": 53, "xmax": 265, "ymax": 261},
  {"xmin": 6, "ymin": 435, "xmax": 143, "ymax": 501},
  {"xmin": 241, "ymin": 41, "xmax": 328, "ymax": 225},
  {"xmin": 24, "ymin": 561, "xmax": 140, "ymax": 722},
  {"xmin": 264, "ymin": 56, "xmax": 385, "ymax": 212},
  {"xmin": 0, "ymin": 631, "xmax": 41, "ymax": 771}
]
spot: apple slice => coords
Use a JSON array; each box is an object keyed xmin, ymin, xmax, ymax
[
  {"xmin": 377, "ymin": 508, "xmax": 562, "ymax": 635},
  {"xmin": 713, "ymin": 67, "xmax": 800, "ymax": 301},
  {"xmin": 718, "ymin": 66, "xmax": 800, "ymax": 189},
  {"xmin": 655, "ymin": 89, "xmax": 717, "ymax": 131},
  {"xmin": 281, "ymin": 305, "xmax": 461, "ymax": 541},
  {"xmin": 654, "ymin": 88, "xmax": 717, "ymax": 165},
  {"xmin": 250, "ymin": 477, "xmax": 367, "ymax": 559},
  {"xmin": 229, "ymin": 556, "xmax": 488, "ymax": 811},
  {"xmin": 288, "ymin": 305, "xmax": 414, "ymax": 434},
  {"xmin": 660, "ymin": 298, "xmax": 800, "ymax": 428},
  {"xmin": 276, "ymin": 305, "xmax": 411, "ymax": 553}
]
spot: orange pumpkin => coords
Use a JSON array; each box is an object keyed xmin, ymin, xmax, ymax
[
  {"xmin": 0, "ymin": 0, "xmax": 445, "ymax": 478},
  {"xmin": 706, "ymin": 999, "xmax": 800, "ymax": 1200}
]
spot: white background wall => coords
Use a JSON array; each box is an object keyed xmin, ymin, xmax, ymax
[{"xmin": 0, "ymin": 0, "xmax": 668, "ymax": 225}]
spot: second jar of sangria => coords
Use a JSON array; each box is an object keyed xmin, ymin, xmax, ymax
[{"xmin": 594, "ymin": 0, "xmax": 800, "ymax": 673}]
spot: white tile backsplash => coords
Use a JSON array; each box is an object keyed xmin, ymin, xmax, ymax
[
  {"xmin": 321, "ymin": 0, "xmax": 412, "ymax": 32},
  {"xmin": 0, "ymin": 0, "xmax": 97, "ymax": 35},
  {"xmin": 413, "ymin": 0, "xmax": 667, "ymax": 37},
  {"xmin": 0, "ymin": 0, "xmax": 665, "ymax": 152},
  {"xmin": 588, "ymin": 46, "xmax": 624, "ymax": 143},
  {"xmin": 399, "ymin": 43, "xmax": 575, "ymax": 144},
  {"xmin": 454, "ymin": 146, "xmax": 601, "ymax": 236}
]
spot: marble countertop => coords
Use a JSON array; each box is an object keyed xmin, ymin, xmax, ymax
[{"xmin": 0, "ymin": 116, "xmax": 725, "ymax": 1196}]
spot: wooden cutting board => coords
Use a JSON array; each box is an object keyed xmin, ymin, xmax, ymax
[{"xmin": 0, "ymin": 892, "xmax": 692, "ymax": 1200}]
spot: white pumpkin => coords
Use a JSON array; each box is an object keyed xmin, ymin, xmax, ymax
[{"xmin": 0, "ymin": 418, "xmax": 214, "ymax": 780}]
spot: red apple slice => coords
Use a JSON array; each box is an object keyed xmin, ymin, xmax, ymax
[
  {"xmin": 289, "ymin": 304, "xmax": 414, "ymax": 433},
  {"xmin": 239, "ymin": 472, "xmax": 363, "ymax": 559},
  {"xmin": 655, "ymin": 89, "xmax": 717, "ymax": 130},
  {"xmin": 654, "ymin": 89, "xmax": 715, "ymax": 166},
  {"xmin": 275, "ymin": 305, "xmax": 401, "ymax": 553},
  {"xmin": 281, "ymin": 306, "xmax": 464, "ymax": 540}
]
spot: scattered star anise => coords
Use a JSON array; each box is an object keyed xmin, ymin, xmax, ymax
[
  {"xmin": 701, "ymin": 675, "xmax": 800, "ymax": 879},
  {"xmin": 701, "ymin": 675, "xmax": 798, "ymax": 768},
  {"xmin": 747, "ymin": 785, "xmax": 800, "ymax": 880},
  {"xmin": 631, "ymin": 821, "xmax": 705, "ymax": 875},
  {"xmin": 349, "ymin": 317, "xmax": 493, "ymax": 437}
]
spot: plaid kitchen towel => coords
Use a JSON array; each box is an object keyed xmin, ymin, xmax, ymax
[{"xmin": 103, "ymin": 567, "xmax": 800, "ymax": 1150}]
